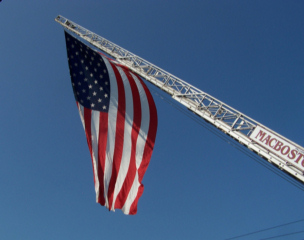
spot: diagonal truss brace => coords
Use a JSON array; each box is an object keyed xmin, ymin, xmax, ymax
[{"xmin": 55, "ymin": 15, "xmax": 304, "ymax": 183}]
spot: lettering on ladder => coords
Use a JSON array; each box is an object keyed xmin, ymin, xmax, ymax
[{"xmin": 250, "ymin": 126, "xmax": 304, "ymax": 171}]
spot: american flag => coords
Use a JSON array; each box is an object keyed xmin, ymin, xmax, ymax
[{"xmin": 64, "ymin": 31, "xmax": 157, "ymax": 215}]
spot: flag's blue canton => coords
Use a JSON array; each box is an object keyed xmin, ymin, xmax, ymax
[{"xmin": 65, "ymin": 32, "xmax": 110, "ymax": 112}]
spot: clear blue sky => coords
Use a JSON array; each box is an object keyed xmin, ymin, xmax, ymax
[{"xmin": 1, "ymin": 1, "xmax": 304, "ymax": 239}]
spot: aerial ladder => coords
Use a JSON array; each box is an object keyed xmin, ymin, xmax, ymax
[{"xmin": 55, "ymin": 15, "xmax": 304, "ymax": 185}]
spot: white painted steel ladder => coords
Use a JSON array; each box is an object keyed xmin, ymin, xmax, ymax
[{"xmin": 55, "ymin": 15, "xmax": 304, "ymax": 184}]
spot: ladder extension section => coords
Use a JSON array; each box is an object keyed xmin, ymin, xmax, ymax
[{"xmin": 55, "ymin": 15, "xmax": 304, "ymax": 183}]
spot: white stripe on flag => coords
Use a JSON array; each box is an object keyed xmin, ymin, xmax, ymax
[
  {"xmin": 111, "ymin": 66, "xmax": 134, "ymax": 211},
  {"xmin": 77, "ymin": 104, "xmax": 85, "ymax": 130},
  {"xmin": 77, "ymin": 104, "xmax": 100, "ymax": 201},
  {"xmin": 132, "ymin": 73, "xmax": 150, "ymax": 169},
  {"xmin": 102, "ymin": 56, "xmax": 119, "ymax": 209},
  {"xmin": 122, "ymin": 172, "xmax": 140, "ymax": 214},
  {"xmin": 91, "ymin": 110, "xmax": 101, "ymax": 202}
]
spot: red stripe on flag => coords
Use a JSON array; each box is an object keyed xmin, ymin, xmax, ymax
[
  {"xmin": 107, "ymin": 63, "xmax": 126, "ymax": 210},
  {"xmin": 97, "ymin": 112, "xmax": 108, "ymax": 206},
  {"xmin": 114, "ymin": 69, "xmax": 142, "ymax": 209},
  {"xmin": 129, "ymin": 74, "xmax": 158, "ymax": 214},
  {"xmin": 135, "ymin": 74, "xmax": 158, "ymax": 182},
  {"xmin": 83, "ymin": 106, "xmax": 96, "ymax": 184}
]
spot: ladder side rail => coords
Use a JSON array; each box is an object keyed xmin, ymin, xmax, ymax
[{"xmin": 55, "ymin": 15, "xmax": 304, "ymax": 182}]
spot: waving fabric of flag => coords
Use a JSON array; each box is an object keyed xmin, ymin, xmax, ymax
[{"xmin": 64, "ymin": 31, "xmax": 158, "ymax": 215}]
